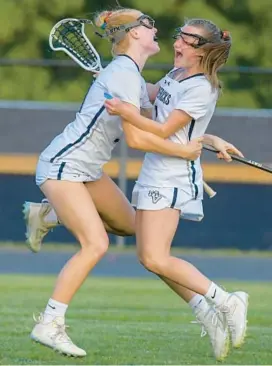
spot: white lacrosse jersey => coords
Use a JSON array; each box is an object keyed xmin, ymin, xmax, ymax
[
  {"xmin": 40, "ymin": 55, "xmax": 151, "ymax": 180},
  {"xmin": 137, "ymin": 70, "xmax": 218, "ymax": 199}
]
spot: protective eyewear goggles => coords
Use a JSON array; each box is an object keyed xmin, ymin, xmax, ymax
[{"xmin": 173, "ymin": 28, "xmax": 210, "ymax": 48}]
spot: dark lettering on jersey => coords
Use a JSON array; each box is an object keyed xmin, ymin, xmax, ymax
[{"xmin": 156, "ymin": 86, "xmax": 171, "ymax": 105}]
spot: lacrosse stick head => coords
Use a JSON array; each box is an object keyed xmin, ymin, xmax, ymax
[{"xmin": 49, "ymin": 18, "xmax": 103, "ymax": 72}]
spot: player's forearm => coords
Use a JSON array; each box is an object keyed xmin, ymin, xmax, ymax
[
  {"xmin": 140, "ymin": 108, "xmax": 153, "ymax": 118},
  {"xmin": 124, "ymin": 110, "xmax": 166, "ymax": 138},
  {"xmin": 129, "ymin": 128, "xmax": 187, "ymax": 158}
]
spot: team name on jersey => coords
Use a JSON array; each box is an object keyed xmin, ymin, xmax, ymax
[{"xmin": 157, "ymin": 86, "xmax": 171, "ymax": 105}]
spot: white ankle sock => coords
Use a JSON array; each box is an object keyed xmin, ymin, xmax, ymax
[
  {"xmin": 205, "ymin": 282, "xmax": 229, "ymax": 306},
  {"xmin": 189, "ymin": 294, "xmax": 208, "ymax": 314},
  {"xmin": 43, "ymin": 298, "xmax": 68, "ymax": 323},
  {"xmin": 43, "ymin": 207, "xmax": 59, "ymax": 224}
]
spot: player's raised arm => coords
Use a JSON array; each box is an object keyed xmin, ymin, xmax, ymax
[
  {"xmin": 105, "ymin": 83, "xmax": 211, "ymax": 138},
  {"xmin": 105, "ymin": 97, "xmax": 187, "ymax": 138},
  {"xmin": 106, "ymin": 72, "xmax": 202, "ymax": 160},
  {"xmin": 105, "ymin": 77, "xmax": 206, "ymax": 137},
  {"xmin": 122, "ymin": 113, "xmax": 203, "ymax": 160}
]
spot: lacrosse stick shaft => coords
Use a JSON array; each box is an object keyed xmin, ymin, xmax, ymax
[
  {"xmin": 203, "ymin": 144, "xmax": 272, "ymax": 174},
  {"xmin": 203, "ymin": 181, "xmax": 217, "ymax": 198}
]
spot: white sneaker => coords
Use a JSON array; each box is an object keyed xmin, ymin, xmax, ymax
[
  {"xmin": 23, "ymin": 201, "xmax": 57, "ymax": 253},
  {"xmin": 195, "ymin": 306, "xmax": 230, "ymax": 361},
  {"xmin": 218, "ymin": 291, "xmax": 249, "ymax": 348},
  {"xmin": 31, "ymin": 313, "xmax": 86, "ymax": 357}
]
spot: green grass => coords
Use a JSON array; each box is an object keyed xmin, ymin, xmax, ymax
[
  {"xmin": 2, "ymin": 241, "xmax": 272, "ymax": 258},
  {"xmin": 0, "ymin": 275, "xmax": 271, "ymax": 365}
]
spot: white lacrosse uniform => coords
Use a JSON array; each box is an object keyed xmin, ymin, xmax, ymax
[
  {"xmin": 36, "ymin": 55, "xmax": 151, "ymax": 186},
  {"xmin": 132, "ymin": 70, "xmax": 218, "ymax": 221}
]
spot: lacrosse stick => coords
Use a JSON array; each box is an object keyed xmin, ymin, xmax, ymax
[
  {"xmin": 204, "ymin": 145, "xmax": 272, "ymax": 174},
  {"xmin": 203, "ymin": 181, "xmax": 216, "ymax": 198},
  {"xmin": 49, "ymin": 18, "xmax": 103, "ymax": 72}
]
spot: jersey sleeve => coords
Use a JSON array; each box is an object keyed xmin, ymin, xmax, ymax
[
  {"xmin": 175, "ymin": 83, "xmax": 215, "ymax": 120},
  {"xmin": 140, "ymin": 78, "xmax": 153, "ymax": 109},
  {"xmin": 106, "ymin": 69, "xmax": 141, "ymax": 110}
]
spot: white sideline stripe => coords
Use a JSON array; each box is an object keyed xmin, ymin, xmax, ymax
[{"xmin": 0, "ymin": 100, "xmax": 271, "ymax": 118}]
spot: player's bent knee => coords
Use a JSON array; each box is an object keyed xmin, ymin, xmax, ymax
[
  {"xmin": 83, "ymin": 240, "xmax": 109, "ymax": 260},
  {"xmin": 138, "ymin": 252, "xmax": 164, "ymax": 274},
  {"xmin": 79, "ymin": 235, "xmax": 109, "ymax": 259}
]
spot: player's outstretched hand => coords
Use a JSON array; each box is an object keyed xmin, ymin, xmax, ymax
[
  {"xmin": 213, "ymin": 138, "xmax": 244, "ymax": 162},
  {"xmin": 184, "ymin": 137, "xmax": 203, "ymax": 161},
  {"xmin": 105, "ymin": 97, "xmax": 127, "ymax": 116}
]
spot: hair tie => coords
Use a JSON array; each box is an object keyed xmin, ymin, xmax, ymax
[
  {"xmin": 221, "ymin": 30, "xmax": 230, "ymax": 40},
  {"xmin": 100, "ymin": 11, "xmax": 113, "ymax": 29}
]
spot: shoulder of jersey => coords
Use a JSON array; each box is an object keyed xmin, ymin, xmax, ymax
[{"xmin": 181, "ymin": 75, "xmax": 211, "ymax": 89}]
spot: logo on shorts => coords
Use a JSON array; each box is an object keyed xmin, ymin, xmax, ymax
[{"xmin": 148, "ymin": 190, "xmax": 162, "ymax": 204}]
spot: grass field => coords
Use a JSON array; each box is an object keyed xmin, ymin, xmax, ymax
[{"xmin": 0, "ymin": 275, "xmax": 271, "ymax": 365}]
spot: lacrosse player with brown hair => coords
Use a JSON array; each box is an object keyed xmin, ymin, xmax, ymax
[{"xmin": 104, "ymin": 19, "xmax": 248, "ymax": 361}]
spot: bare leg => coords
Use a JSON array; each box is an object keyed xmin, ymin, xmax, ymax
[
  {"xmin": 136, "ymin": 208, "xmax": 211, "ymax": 295},
  {"xmin": 30, "ymin": 179, "xmax": 110, "ymax": 356},
  {"xmin": 84, "ymin": 173, "xmax": 135, "ymax": 236},
  {"xmin": 38, "ymin": 175, "xmax": 204, "ymax": 301},
  {"xmin": 158, "ymin": 275, "xmax": 196, "ymax": 302},
  {"xmin": 41, "ymin": 180, "xmax": 109, "ymax": 303}
]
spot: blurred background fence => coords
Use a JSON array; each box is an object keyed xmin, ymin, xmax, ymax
[{"xmin": 0, "ymin": 0, "xmax": 272, "ymax": 250}]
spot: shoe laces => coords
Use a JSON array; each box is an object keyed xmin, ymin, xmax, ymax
[
  {"xmin": 191, "ymin": 308, "xmax": 219, "ymax": 338},
  {"xmin": 53, "ymin": 322, "xmax": 72, "ymax": 344},
  {"xmin": 218, "ymin": 304, "xmax": 236, "ymax": 333},
  {"xmin": 33, "ymin": 313, "xmax": 72, "ymax": 344},
  {"xmin": 40, "ymin": 204, "xmax": 57, "ymax": 230},
  {"xmin": 33, "ymin": 312, "xmax": 43, "ymax": 323},
  {"xmin": 191, "ymin": 319, "xmax": 207, "ymax": 338}
]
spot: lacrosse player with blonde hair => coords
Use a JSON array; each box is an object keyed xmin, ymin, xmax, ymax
[
  {"xmin": 27, "ymin": 7, "xmax": 207, "ymax": 357},
  {"xmin": 24, "ymin": 7, "xmax": 244, "ymax": 360}
]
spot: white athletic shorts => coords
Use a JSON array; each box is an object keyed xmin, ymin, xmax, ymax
[
  {"xmin": 131, "ymin": 182, "xmax": 204, "ymax": 222},
  {"xmin": 35, "ymin": 158, "xmax": 102, "ymax": 186}
]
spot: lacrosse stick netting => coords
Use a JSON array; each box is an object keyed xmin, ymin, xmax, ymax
[{"xmin": 49, "ymin": 18, "xmax": 103, "ymax": 72}]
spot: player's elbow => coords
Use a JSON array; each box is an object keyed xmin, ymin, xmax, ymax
[
  {"xmin": 125, "ymin": 133, "xmax": 141, "ymax": 149},
  {"xmin": 159, "ymin": 126, "xmax": 169, "ymax": 139},
  {"xmin": 126, "ymin": 131, "xmax": 149, "ymax": 151}
]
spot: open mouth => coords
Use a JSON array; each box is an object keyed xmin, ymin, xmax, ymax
[
  {"xmin": 175, "ymin": 51, "xmax": 183, "ymax": 58},
  {"xmin": 153, "ymin": 36, "xmax": 158, "ymax": 42}
]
